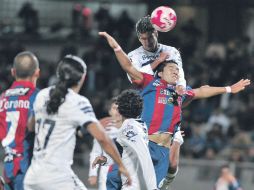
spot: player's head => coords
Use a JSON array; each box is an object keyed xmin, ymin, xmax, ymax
[
  {"xmin": 12, "ymin": 51, "xmax": 40, "ymax": 83},
  {"xmin": 56, "ymin": 54, "xmax": 87, "ymax": 88},
  {"xmin": 220, "ymin": 164, "xmax": 231, "ymax": 176},
  {"xmin": 46, "ymin": 55, "xmax": 87, "ymax": 115},
  {"xmin": 155, "ymin": 59, "xmax": 179, "ymax": 84},
  {"xmin": 117, "ymin": 89, "xmax": 143, "ymax": 119},
  {"xmin": 136, "ymin": 15, "xmax": 158, "ymax": 52}
]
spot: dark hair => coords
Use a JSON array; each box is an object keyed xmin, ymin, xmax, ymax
[
  {"xmin": 136, "ymin": 15, "xmax": 155, "ymax": 37},
  {"xmin": 220, "ymin": 164, "xmax": 230, "ymax": 170},
  {"xmin": 110, "ymin": 97, "xmax": 118, "ymax": 105},
  {"xmin": 46, "ymin": 55, "xmax": 87, "ymax": 115},
  {"xmin": 13, "ymin": 51, "xmax": 39, "ymax": 78},
  {"xmin": 154, "ymin": 59, "xmax": 178, "ymax": 78},
  {"xmin": 117, "ymin": 89, "xmax": 143, "ymax": 119}
]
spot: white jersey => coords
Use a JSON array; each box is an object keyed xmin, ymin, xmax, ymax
[
  {"xmin": 214, "ymin": 178, "xmax": 242, "ymax": 190},
  {"xmin": 24, "ymin": 87, "xmax": 98, "ymax": 189},
  {"xmin": 128, "ymin": 43, "xmax": 186, "ymax": 87},
  {"xmin": 116, "ymin": 118, "xmax": 157, "ymax": 190},
  {"xmin": 89, "ymin": 124, "xmax": 119, "ymax": 190}
]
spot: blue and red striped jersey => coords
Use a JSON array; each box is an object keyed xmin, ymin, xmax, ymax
[
  {"xmin": 0, "ymin": 81, "xmax": 39, "ymax": 181},
  {"xmin": 134, "ymin": 73, "xmax": 195, "ymax": 135}
]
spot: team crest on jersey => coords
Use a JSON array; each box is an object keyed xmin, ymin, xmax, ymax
[
  {"xmin": 152, "ymin": 79, "xmax": 162, "ymax": 87},
  {"xmin": 158, "ymin": 90, "xmax": 182, "ymax": 106},
  {"xmin": 125, "ymin": 131, "xmax": 137, "ymax": 142},
  {"xmin": 5, "ymin": 88, "xmax": 29, "ymax": 97}
]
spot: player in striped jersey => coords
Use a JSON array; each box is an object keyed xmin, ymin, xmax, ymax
[
  {"xmin": 99, "ymin": 31, "xmax": 250, "ymax": 189},
  {"xmin": 0, "ymin": 51, "xmax": 40, "ymax": 190},
  {"xmin": 88, "ymin": 97, "xmax": 121, "ymax": 190},
  {"xmin": 93, "ymin": 89, "xmax": 157, "ymax": 190},
  {"xmin": 24, "ymin": 55, "xmax": 131, "ymax": 190}
]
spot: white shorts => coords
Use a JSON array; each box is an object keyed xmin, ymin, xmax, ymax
[{"xmin": 24, "ymin": 170, "xmax": 87, "ymax": 190}]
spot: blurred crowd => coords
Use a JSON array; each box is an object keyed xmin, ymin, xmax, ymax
[{"xmin": 0, "ymin": 2, "xmax": 254, "ymax": 167}]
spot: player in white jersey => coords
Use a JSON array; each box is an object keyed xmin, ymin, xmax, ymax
[
  {"xmin": 93, "ymin": 90, "xmax": 157, "ymax": 190},
  {"xmin": 214, "ymin": 164, "xmax": 242, "ymax": 190},
  {"xmin": 88, "ymin": 97, "xmax": 121, "ymax": 190},
  {"xmin": 128, "ymin": 15, "xmax": 186, "ymax": 92},
  {"xmin": 23, "ymin": 55, "xmax": 131, "ymax": 190}
]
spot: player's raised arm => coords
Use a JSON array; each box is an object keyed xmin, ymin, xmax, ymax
[
  {"xmin": 86, "ymin": 122, "xmax": 132, "ymax": 185},
  {"xmin": 99, "ymin": 31, "xmax": 143, "ymax": 82},
  {"xmin": 193, "ymin": 79, "xmax": 251, "ymax": 99}
]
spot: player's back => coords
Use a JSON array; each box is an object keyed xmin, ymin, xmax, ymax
[
  {"xmin": 27, "ymin": 86, "xmax": 98, "ymax": 182},
  {"xmin": 0, "ymin": 81, "xmax": 38, "ymax": 178},
  {"xmin": 117, "ymin": 118, "xmax": 148, "ymax": 168},
  {"xmin": 117, "ymin": 118, "xmax": 157, "ymax": 190}
]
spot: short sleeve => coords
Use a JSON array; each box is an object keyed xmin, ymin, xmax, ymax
[
  {"xmin": 117, "ymin": 120, "xmax": 140, "ymax": 144},
  {"xmin": 33, "ymin": 89, "xmax": 48, "ymax": 113},
  {"xmin": 72, "ymin": 99, "xmax": 99, "ymax": 127},
  {"xmin": 171, "ymin": 47, "xmax": 182, "ymax": 67},
  {"xmin": 182, "ymin": 86, "xmax": 195, "ymax": 107},
  {"xmin": 132, "ymin": 73, "xmax": 154, "ymax": 89}
]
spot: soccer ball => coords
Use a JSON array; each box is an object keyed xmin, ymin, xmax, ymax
[{"xmin": 151, "ymin": 6, "xmax": 177, "ymax": 32}]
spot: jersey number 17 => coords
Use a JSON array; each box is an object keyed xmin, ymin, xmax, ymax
[{"xmin": 34, "ymin": 118, "xmax": 55, "ymax": 151}]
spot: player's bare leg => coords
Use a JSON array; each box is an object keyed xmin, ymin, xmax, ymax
[{"xmin": 0, "ymin": 176, "xmax": 4, "ymax": 190}]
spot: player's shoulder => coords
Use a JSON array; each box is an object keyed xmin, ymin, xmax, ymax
[
  {"xmin": 66, "ymin": 90, "xmax": 95, "ymax": 115},
  {"xmin": 33, "ymin": 87, "xmax": 51, "ymax": 110},
  {"xmin": 160, "ymin": 43, "xmax": 179, "ymax": 52},
  {"xmin": 67, "ymin": 89, "xmax": 90, "ymax": 106},
  {"xmin": 122, "ymin": 118, "xmax": 135, "ymax": 129},
  {"xmin": 127, "ymin": 46, "xmax": 144, "ymax": 57},
  {"xmin": 36, "ymin": 87, "xmax": 51, "ymax": 100},
  {"xmin": 120, "ymin": 118, "xmax": 147, "ymax": 139},
  {"xmin": 119, "ymin": 119, "xmax": 138, "ymax": 138},
  {"xmin": 122, "ymin": 118, "xmax": 144, "ymax": 130}
]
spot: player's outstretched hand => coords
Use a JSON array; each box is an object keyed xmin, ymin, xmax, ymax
[
  {"xmin": 230, "ymin": 79, "xmax": 251, "ymax": 93},
  {"xmin": 92, "ymin": 156, "xmax": 107, "ymax": 168},
  {"xmin": 99, "ymin": 32, "xmax": 120, "ymax": 49},
  {"xmin": 118, "ymin": 165, "xmax": 132, "ymax": 186}
]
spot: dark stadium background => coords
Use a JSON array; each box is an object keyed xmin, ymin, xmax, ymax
[{"xmin": 0, "ymin": 0, "xmax": 253, "ymax": 189}]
